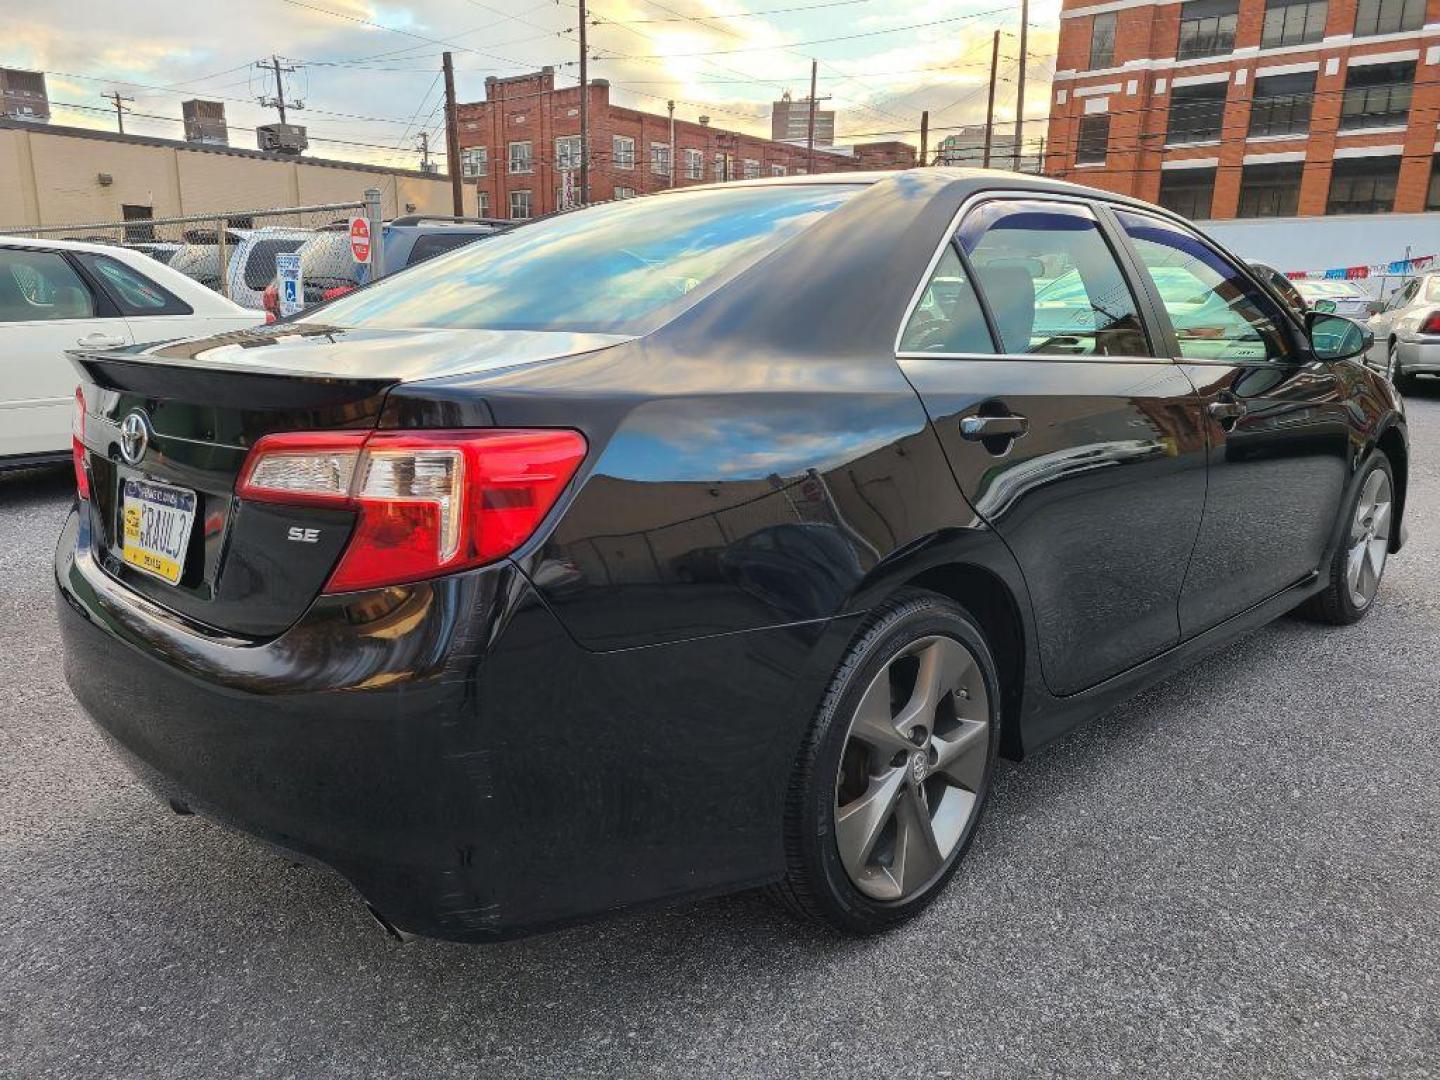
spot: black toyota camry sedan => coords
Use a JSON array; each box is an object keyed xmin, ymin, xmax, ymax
[{"xmin": 58, "ymin": 170, "xmax": 1408, "ymax": 942}]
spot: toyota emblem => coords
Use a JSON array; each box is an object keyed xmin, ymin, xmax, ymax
[{"xmin": 119, "ymin": 411, "xmax": 150, "ymax": 465}]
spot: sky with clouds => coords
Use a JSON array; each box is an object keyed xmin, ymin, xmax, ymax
[{"xmin": 2, "ymin": 0, "xmax": 1059, "ymax": 170}]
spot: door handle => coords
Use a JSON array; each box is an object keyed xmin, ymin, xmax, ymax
[
  {"xmin": 76, "ymin": 333, "xmax": 127, "ymax": 349},
  {"xmin": 960, "ymin": 414, "xmax": 1029, "ymax": 441},
  {"xmin": 1207, "ymin": 398, "xmax": 1247, "ymax": 422}
]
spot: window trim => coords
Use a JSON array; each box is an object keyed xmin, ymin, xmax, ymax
[{"xmin": 893, "ymin": 192, "xmax": 1166, "ymax": 364}]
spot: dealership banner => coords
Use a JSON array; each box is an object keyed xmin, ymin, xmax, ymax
[{"xmin": 1285, "ymin": 254, "xmax": 1435, "ymax": 281}]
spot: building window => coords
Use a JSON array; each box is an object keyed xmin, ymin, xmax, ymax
[
  {"xmin": 508, "ymin": 141, "xmax": 532, "ymax": 174},
  {"xmin": 1261, "ymin": 0, "xmax": 1327, "ymax": 48},
  {"xmin": 509, "ymin": 190, "xmax": 533, "ymax": 220},
  {"xmin": 771, "ymin": 164, "xmax": 786, "ymax": 176},
  {"xmin": 1249, "ymin": 72, "xmax": 1315, "ymax": 137},
  {"xmin": 1177, "ymin": 0, "xmax": 1238, "ymax": 60},
  {"xmin": 743, "ymin": 158, "xmax": 761, "ymax": 179},
  {"xmin": 1076, "ymin": 115, "xmax": 1110, "ymax": 163},
  {"xmin": 613, "ymin": 135, "xmax": 635, "ymax": 170},
  {"xmin": 1166, "ymin": 82, "xmax": 1228, "ymax": 144},
  {"xmin": 651, "ymin": 142, "xmax": 671, "ymax": 174},
  {"xmin": 1353, "ymin": 0, "xmax": 1423, "ymax": 36},
  {"xmin": 1428, "ymin": 156, "xmax": 1440, "ymax": 211},
  {"xmin": 1089, "ymin": 12, "xmax": 1117, "ymax": 69},
  {"xmin": 1326, "ymin": 156, "xmax": 1400, "ymax": 214},
  {"xmin": 555, "ymin": 135, "xmax": 582, "ymax": 171},
  {"xmin": 683, "ymin": 148, "xmax": 703, "ymax": 179},
  {"xmin": 1340, "ymin": 61, "xmax": 1414, "ymax": 131},
  {"xmin": 614, "ymin": 186, "xmax": 636, "ymax": 199},
  {"xmin": 121, "ymin": 204, "xmax": 155, "ymax": 243},
  {"xmin": 1157, "ymin": 168, "xmax": 1216, "ymax": 218},
  {"xmin": 477, "ymin": 191, "xmax": 490, "ymax": 217},
  {"xmin": 1238, "ymin": 161, "xmax": 1304, "ymax": 217},
  {"xmin": 460, "ymin": 146, "xmax": 488, "ymax": 178},
  {"xmin": 713, "ymin": 152, "xmax": 727, "ymax": 181}
]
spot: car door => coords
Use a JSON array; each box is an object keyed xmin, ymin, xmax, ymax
[
  {"xmin": 1112, "ymin": 209, "xmax": 1352, "ymax": 637},
  {"xmin": 69, "ymin": 250, "xmax": 245, "ymax": 344},
  {"xmin": 895, "ymin": 197, "xmax": 1210, "ymax": 696},
  {"xmin": 0, "ymin": 246, "xmax": 133, "ymax": 460}
]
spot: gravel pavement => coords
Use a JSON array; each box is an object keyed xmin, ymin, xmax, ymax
[{"xmin": 3, "ymin": 392, "xmax": 1438, "ymax": 1080}]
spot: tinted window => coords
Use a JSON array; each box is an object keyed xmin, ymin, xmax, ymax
[
  {"xmin": 310, "ymin": 185, "xmax": 861, "ymax": 334},
  {"xmin": 244, "ymin": 238, "xmax": 306, "ymax": 290},
  {"xmin": 0, "ymin": 248, "xmax": 95, "ymax": 322},
  {"xmin": 899, "ymin": 246, "xmax": 994, "ymax": 354},
  {"xmin": 75, "ymin": 254, "xmax": 192, "ymax": 316},
  {"xmin": 1118, "ymin": 211, "xmax": 1293, "ymax": 362},
  {"xmin": 961, "ymin": 201, "xmax": 1151, "ymax": 357},
  {"xmin": 298, "ymin": 233, "xmax": 365, "ymax": 290},
  {"xmin": 406, "ymin": 232, "xmax": 486, "ymax": 266}
]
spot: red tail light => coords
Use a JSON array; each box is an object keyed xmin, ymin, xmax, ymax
[
  {"xmin": 236, "ymin": 428, "xmax": 587, "ymax": 593},
  {"xmin": 322, "ymin": 285, "xmax": 354, "ymax": 301},
  {"xmin": 1418, "ymin": 311, "xmax": 1440, "ymax": 335},
  {"xmin": 71, "ymin": 386, "xmax": 90, "ymax": 501}
]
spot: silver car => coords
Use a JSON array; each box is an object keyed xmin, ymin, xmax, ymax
[
  {"xmin": 1365, "ymin": 273, "xmax": 1440, "ymax": 391},
  {"xmin": 1293, "ymin": 278, "xmax": 1374, "ymax": 320}
]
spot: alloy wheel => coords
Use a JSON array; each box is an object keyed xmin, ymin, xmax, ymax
[
  {"xmin": 1346, "ymin": 469, "xmax": 1392, "ymax": 609},
  {"xmin": 834, "ymin": 635, "xmax": 990, "ymax": 902}
]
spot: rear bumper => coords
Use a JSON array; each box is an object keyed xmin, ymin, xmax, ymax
[
  {"xmin": 1396, "ymin": 338, "xmax": 1440, "ymax": 374},
  {"xmin": 57, "ymin": 506, "xmax": 828, "ymax": 941}
]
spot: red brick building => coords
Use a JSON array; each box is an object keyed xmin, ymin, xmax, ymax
[
  {"xmin": 1044, "ymin": 0, "xmax": 1440, "ymax": 218},
  {"xmin": 456, "ymin": 68, "xmax": 915, "ymax": 220}
]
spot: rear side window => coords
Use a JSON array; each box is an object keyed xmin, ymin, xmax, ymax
[
  {"xmin": 1426, "ymin": 278, "xmax": 1440, "ymax": 301},
  {"xmin": 309, "ymin": 184, "xmax": 862, "ymax": 334},
  {"xmin": 407, "ymin": 232, "xmax": 486, "ymax": 266},
  {"xmin": 244, "ymin": 238, "xmax": 306, "ymax": 290},
  {"xmin": 899, "ymin": 246, "xmax": 994, "ymax": 354},
  {"xmin": 960, "ymin": 200, "xmax": 1152, "ymax": 357},
  {"xmin": 0, "ymin": 248, "xmax": 95, "ymax": 322},
  {"xmin": 74, "ymin": 254, "xmax": 192, "ymax": 316}
]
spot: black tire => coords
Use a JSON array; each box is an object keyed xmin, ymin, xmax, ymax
[
  {"xmin": 1388, "ymin": 341, "xmax": 1418, "ymax": 394},
  {"xmin": 770, "ymin": 589, "xmax": 1000, "ymax": 934},
  {"xmin": 1301, "ymin": 450, "xmax": 1394, "ymax": 625}
]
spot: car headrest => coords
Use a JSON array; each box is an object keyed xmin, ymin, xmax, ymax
[{"xmin": 981, "ymin": 264, "xmax": 1036, "ymax": 355}]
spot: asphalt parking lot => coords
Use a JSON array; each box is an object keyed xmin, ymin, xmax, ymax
[{"xmin": 3, "ymin": 390, "xmax": 1437, "ymax": 1080}]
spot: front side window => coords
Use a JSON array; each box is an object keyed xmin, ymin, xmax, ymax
[
  {"xmin": 1263, "ymin": 0, "xmax": 1327, "ymax": 46},
  {"xmin": 1340, "ymin": 61, "xmax": 1414, "ymax": 130},
  {"xmin": 1237, "ymin": 162, "xmax": 1304, "ymax": 218},
  {"xmin": 1089, "ymin": 12, "xmax": 1117, "ymax": 68},
  {"xmin": 1327, "ymin": 156, "xmax": 1400, "ymax": 214},
  {"xmin": 613, "ymin": 135, "xmax": 635, "ymax": 170},
  {"xmin": 1166, "ymin": 82, "xmax": 1228, "ymax": 144},
  {"xmin": 898, "ymin": 246, "xmax": 994, "ymax": 354},
  {"xmin": 1076, "ymin": 115, "xmax": 1110, "ymax": 163},
  {"xmin": 1118, "ymin": 210, "xmax": 1292, "ymax": 362},
  {"xmin": 508, "ymin": 141, "xmax": 532, "ymax": 174},
  {"xmin": 509, "ymin": 190, "xmax": 533, "ymax": 220},
  {"xmin": 0, "ymin": 248, "xmax": 95, "ymax": 322},
  {"xmin": 1354, "ymin": 0, "xmax": 1423, "ymax": 35},
  {"xmin": 555, "ymin": 135, "xmax": 582, "ymax": 171},
  {"xmin": 1177, "ymin": 0, "xmax": 1238, "ymax": 59},
  {"xmin": 308, "ymin": 184, "xmax": 861, "ymax": 335},
  {"xmin": 460, "ymin": 146, "xmax": 488, "ymax": 178},
  {"xmin": 1249, "ymin": 72, "xmax": 1315, "ymax": 137},
  {"xmin": 1158, "ymin": 168, "xmax": 1217, "ymax": 219},
  {"xmin": 959, "ymin": 200, "xmax": 1151, "ymax": 357}
]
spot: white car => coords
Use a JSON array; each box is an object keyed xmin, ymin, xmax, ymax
[{"xmin": 0, "ymin": 235, "xmax": 264, "ymax": 468}]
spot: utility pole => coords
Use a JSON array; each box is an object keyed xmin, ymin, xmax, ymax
[
  {"xmin": 806, "ymin": 59, "xmax": 818, "ymax": 175},
  {"xmin": 919, "ymin": 110, "xmax": 929, "ymax": 167},
  {"xmin": 103, "ymin": 91, "xmax": 133, "ymax": 134},
  {"xmin": 578, "ymin": 0, "xmax": 590, "ymax": 205},
  {"xmin": 1015, "ymin": 0, "xmax": 1029, "ymax": 171},
  {"xmin": 417, "ymin": 131, "xmax": 431, "ymax": 172},
  {"xmin": 442, "ymin": 52, "xmax": 463, "ymax": 216},
  {"xmin": 667, "ymin": 99, "xmax": 676, "ymax": 187},
  {"xmin": 256, "ymin": 55, "xmax": 302, "ymax": 124},
  {"xmin": 983, "ymin": 30, "xmax": 1000, "ymax": 169}
]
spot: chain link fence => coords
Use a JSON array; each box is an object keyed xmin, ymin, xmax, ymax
[{"xmin": 0, "ymin": 190, "xmax": 385, "ymax": 314}]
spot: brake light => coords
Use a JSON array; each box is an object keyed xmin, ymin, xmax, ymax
[
  {"xmin": 71, "ymin": 386, "xmax": 90, "ymax": 501},
  {"xmin": 1418, "ymin": 312, "xmax": 1440, "ymax": 335},
  {"xmin": 236, "ymin": 429, "xmax": 588, "ymax": 592}
]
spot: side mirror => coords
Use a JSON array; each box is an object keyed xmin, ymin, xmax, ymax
[{"xmin": 1306, "ymin": 311, "xmax": 1372, "ymax": 362}]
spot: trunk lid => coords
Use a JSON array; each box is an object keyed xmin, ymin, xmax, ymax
[{"xmin": 70, "ymin": 323, "xmax": 629, "ymax": 638}]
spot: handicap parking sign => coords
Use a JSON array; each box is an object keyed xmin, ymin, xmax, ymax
[{"xmin": 275, "ymin": 252, "xmax": 303, "ymax": 318}]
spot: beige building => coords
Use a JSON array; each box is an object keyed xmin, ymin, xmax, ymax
[{"xmin": 0, "ymin": 119, "xmax": 473, "ymax": 228}]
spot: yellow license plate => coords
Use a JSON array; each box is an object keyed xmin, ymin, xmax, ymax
[{"xmin": 121, "ymin": 478, "xmax": 197, "ymax": 586}]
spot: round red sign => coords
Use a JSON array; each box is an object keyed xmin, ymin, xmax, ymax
[{"xmin": 349, "ymin": 217, "xmax": 371, "ymax": 264}]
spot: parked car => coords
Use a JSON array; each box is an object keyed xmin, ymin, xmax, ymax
[
  {"xmin": 59, "ymin": 172, "xmax": 1407, "ymax": 944},
  {"xmin": 1247, "ymin": 260, "xmax": 1307, "ymax": 316},
  {"xmin": 223, "ymin": 227, "xmax": 311, "ymax": 310},
  {"xmin": 1364, "ymin": 271, "xmax": 1440, "ymax": 391},
  {"xmin": 1293, "ymin": 278, "xmax": 1374, "ymax": 320},
  {"xmin": 0, "ymin": 235, "xmax": 263, "ymax": 470},
  {"xmin": 124, "ymin": 241, "xmax": 184, "ymax": 266},
  {"xmin": 260, "ymin": 216, "xmax": 510, "ymax": 317}
]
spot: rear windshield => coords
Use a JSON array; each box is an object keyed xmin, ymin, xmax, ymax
[{"xmin": 306, "ymin": 184, "xmax": 861, "ymax": 334}]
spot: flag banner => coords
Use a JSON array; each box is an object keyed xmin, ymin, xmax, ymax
[{"xmin": 1286, "ymin": 254, "xmax": 1436, "ymax": 281}]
